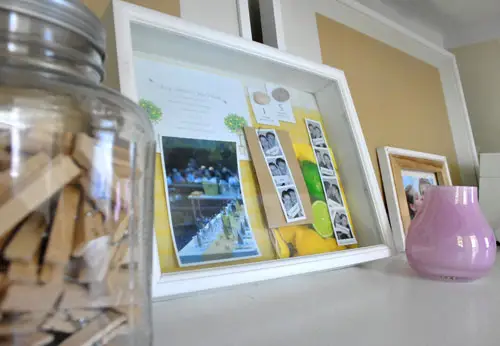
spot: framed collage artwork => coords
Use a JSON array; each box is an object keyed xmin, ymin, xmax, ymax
[{"xmin": 106, "ymin": 0, "xmax": 394, "ymax": 298}]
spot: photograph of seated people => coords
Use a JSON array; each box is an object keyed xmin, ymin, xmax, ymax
[
  {"xmin": 161, "ymin": 136, "xmax": 259, "ymax": 265},
  {"xmin": 166, "ymin": 158, "xmax": 240, "ymax": 189}
]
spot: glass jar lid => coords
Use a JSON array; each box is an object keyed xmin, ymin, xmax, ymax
[{"xmin": 0, "ymin": 0, "xmax": 105, "ymax": 58}]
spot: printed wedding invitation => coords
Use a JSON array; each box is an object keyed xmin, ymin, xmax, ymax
[{"xmin": 134, "ymin": 56, "xmax": 252, "ymax": 160}]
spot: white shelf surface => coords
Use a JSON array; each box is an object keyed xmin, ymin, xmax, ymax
[{"xmin": 153, "ymin": 252, "xmax": 500, "ymax": 346}]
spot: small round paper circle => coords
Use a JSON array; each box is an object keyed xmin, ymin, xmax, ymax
[
  {"xmin": 271, "ymin": 87, "xmax": 290, "ymax": 102},
  {"xmin": 253, "ymin": 91, "xmax": 271, "ymax": 105}
]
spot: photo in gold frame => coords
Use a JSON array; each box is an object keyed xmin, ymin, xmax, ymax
[{"xmin": 377, "ymin": 147, "xmax": 452, "ymax": 252}]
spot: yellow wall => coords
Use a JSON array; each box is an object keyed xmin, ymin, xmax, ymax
[
  {"xmin": 82, "ymin": 0, "xmax": 180, "ymax": 18},
  {"xmin": 316, "ymin": 14, "xmax": 461, "ymax": 188},
  {"xmin": 453, "ymin": 39, "xmax": 500, "ymax": 154}
]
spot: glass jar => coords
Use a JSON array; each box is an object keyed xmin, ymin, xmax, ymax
[{"xmin": 0, "ymin": 1, "xmax": 154, "ymax": 345}]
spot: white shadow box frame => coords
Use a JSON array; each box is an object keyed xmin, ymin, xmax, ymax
[
  {"xmin": 377, "ymin": 147, "xmax": 452, "ymax": 252},
  {"xmin": 103, "ymin": 0, "xmax": 394, "ymax": 299}
]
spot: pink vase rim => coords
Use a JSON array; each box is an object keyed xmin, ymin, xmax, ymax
[
  {"xmin": 425, "ymin": 186, "xmax": 477, "ymax": 195},
  {"xmin": 424, "ymin": 186, "xmax": 477, "ymax": 202},
  {"xmin": 426, "ymin": 186, "xmax": 476, "ymax": 190}
]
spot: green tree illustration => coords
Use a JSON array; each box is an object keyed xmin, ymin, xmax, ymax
[
  {"xmin": 224, "ymin": 113, "xmax": 248, "ymax": 156},
  {"xmin": 139, "ymin": 99, "xmax": 163, "ymax": 124},
  {"xmin": 224, "ymin": 113, "xmax": 247, "ymax": 133}
]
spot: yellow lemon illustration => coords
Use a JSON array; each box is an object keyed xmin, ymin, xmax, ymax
[
  {"xmin": 295, "ymin": 228, "xmax": 331, "ymax": 256},
  {"xmin": 324, "ymin": 238, "xmax": 347, "ymax": 252},
  {"xmin": 277, "ymin": 225, "xmax": 302, "ymax": 244},
  {"xmin": 274, "ymin": 225, "xmax": 312, "ymax": 258},
  {"xmin": 271, "ymin": 229, "xmax": 291, "ymax": 259},
  {"xmin": 312, "ymin": 201, "xmax": 333, "ymax": 238},
  {"xmin": 295, "ymin": 228, "xmax": 347, "ymax": 256}
]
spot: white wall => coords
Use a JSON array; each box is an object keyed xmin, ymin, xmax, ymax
[
  {"xmin": 273, "ymin": 0, "xmax": 448, "ymax": 65},
  {"xmin": 181, "ymin": 0, "xmax": 241, "ymax": 36},
  {"xmin": 354, "ymin": 0, "xmax": 444, "ymax": 46},
  {"xmin": 446, "ymin": 16, "xmax": 500, "ymax": 49},
  {"xmin": 453, "ymin": 40, "xmax": 500, "ymax": 154},
  {"xmin": 85, "ymin": 0, "xmax": 244, "ymax": 37},
  {"xmin": 100, "ymin": 0, "xmax": 248, "ymax": 90}
]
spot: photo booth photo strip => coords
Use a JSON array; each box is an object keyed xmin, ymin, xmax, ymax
[
  {"xmin": 305, "ymin": 118, "xmax": 358, "ymax": 246},
  {"xmin": 256, "ymin": 129, "xmax": 306, "ymax": 223},
  {"xmin": 244, "ymin": 127, "xmax": 313, "ymax": 228}
]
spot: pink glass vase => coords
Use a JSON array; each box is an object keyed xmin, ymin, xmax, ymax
[{"xmin": 406, "ymin": 186, "xmax": 496, "ymax": 281}]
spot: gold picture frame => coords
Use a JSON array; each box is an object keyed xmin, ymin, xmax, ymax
[{"xmin": 377, "ymin": 147, "xmax": 452, "ymax": 252}]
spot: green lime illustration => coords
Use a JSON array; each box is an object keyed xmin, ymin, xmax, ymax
[
  {"xmin": 300, "ymin": 160, "xmax": 325, "ymax": 201},
  {"xmin": 312, "ymin": 201, "xmax": 333, "ymax": 238}
]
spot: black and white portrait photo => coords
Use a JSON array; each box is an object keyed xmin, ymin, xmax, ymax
[
  {"xmin": 257, "ymin": 129, "xmax": 282, "ymax": 157},
  {"xmin": 278, "ymin": 186, "xmax": 305, "ymax": 222},
  {"xmin": 267, "ymin": 157, "xmax": 293, "ymax": 186},
  {"xmin": 331, "ymin": 209, "xmax": 357, "ymax": 245},
  {"xmin": 314, "ymin": 148, "xmax": 335, "ymax": 176},
  {"xmin": 306, "ymin": 119, "xmax": 327, "ymax": 148},
  {"xmin": 323, "ymin": 178, "xmax": 343, "ymax": 207}
]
